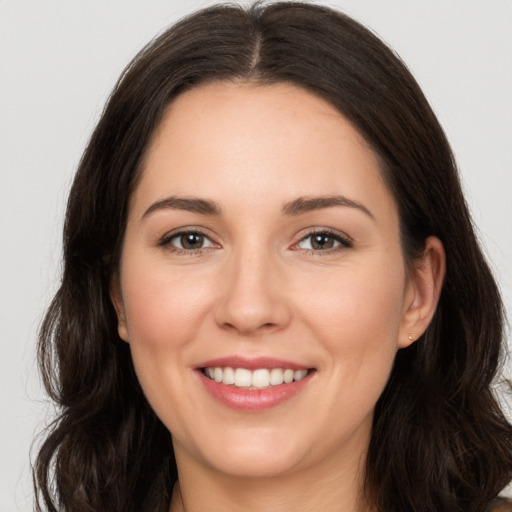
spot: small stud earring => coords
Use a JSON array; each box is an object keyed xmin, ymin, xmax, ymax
[{"xmin": 408, "ymin": 332, "xmax": 413, "ymax": 341}]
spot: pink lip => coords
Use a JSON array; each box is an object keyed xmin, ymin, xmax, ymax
[
  {"xmin": 198, "ymin": 371, "xmax": 313, "ymax": 411},
  {"xmin": 194, "ymin": 356, "xmax": 315, "ymax": 412},
  {"xmin": 195, "ymin": 356, "xmax": 310, "ymax": 371}
]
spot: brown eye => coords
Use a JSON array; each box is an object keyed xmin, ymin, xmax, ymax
[
  {"xmin": 311, "ymin": 234, "xmax": 335, "ymax": 250},
  {"xmin": 180, "ymin": 233, "xmax": 205, "ymax": 249},
  {"xmin": 296, "ymin": 230, "xmax": 352, "ymax": 252},
  {"xmin": 162, "ymin": 231, "xmax": 216, "ymax": 251}
]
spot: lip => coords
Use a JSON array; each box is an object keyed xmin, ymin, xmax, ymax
[
  {"xmin": 195, "ymin": 356, "xmax": 310, "ymax": 371},
  {"xmin": 195, "ymin": 356, "xmax": 315, "ymax": 411}
]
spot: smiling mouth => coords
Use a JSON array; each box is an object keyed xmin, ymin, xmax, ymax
[{"xmin": 202, "ymin": 367, "xmax": 312, "ymax": 390}]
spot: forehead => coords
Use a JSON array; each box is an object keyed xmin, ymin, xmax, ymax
[{"xmin": 131, "ymin": 81, "xmax": 396, "ymax": 222}]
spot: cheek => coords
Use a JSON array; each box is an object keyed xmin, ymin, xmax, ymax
[
  {"xmin": 121, "ymin": 262, "xmax": 209, "ymax": 346},
  {"xmin": 299, "ymin": 255, "xmax": 407, "ymax": 372},
  {"xmin": 118, "ymin": 256, "xmax": 214, "ymax": 430},
  {"xmin": 118, "ymin": 256, "xmax": 216, "ymax": 403}
]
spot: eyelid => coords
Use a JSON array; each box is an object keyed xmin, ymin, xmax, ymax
[
  {"xmin": 158, "ymin": 226, "xmax": 221, "ymax": 251},
  {"xmin": 291, "ymin": 227, "xmax": 353, "ymax": 252},
  {"xmin": 157, "ymin": 226, "xmax": 352, "ymax": 254}
]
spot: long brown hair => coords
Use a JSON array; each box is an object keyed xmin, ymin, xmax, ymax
[{"xmin": 34, "ymin": 3, "xmax": 512, "ymax": 511}]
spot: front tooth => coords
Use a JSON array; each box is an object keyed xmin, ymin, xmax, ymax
[
  {"xmin": 234, "ymin": 368, "xmax": 252, "ymax": 387},
  {"xmin": 214, "ymin": 367, "xmax": 223, "ymax": 382},
  {"xmin": 294, "ymin": 369, "xmax": 308, "ymax": 381},
  {"xmin": 222, "ymin": 367, "xmax": 235, "ymax": 385},
  {"xmin": 283, "ymin": 369, "xmax": 294, "ymax": 383},
  {"xmin": 252, "ymin": 369, "xmax": 270, "ymax": 389},
  {"xmin": 269, "ymin": 368, "xmax": 284, "ymax": 385}
]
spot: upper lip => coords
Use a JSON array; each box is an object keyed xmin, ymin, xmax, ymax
[{"xmin": 195, "ymin": 356, "xmax": 312, "ymax": 371}]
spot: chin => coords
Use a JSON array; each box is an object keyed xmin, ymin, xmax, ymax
[
  {"xmin": 207, "ymin": 449, "xmax": 303, "ymax": 479},
  {"xmin": 174, "ymin": 424, "xmax": 308, "ymax": 479}
]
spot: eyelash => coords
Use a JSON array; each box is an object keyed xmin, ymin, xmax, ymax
[
  {"xmin": 292, "ymin": 228, "xmax": 353, "ymax": 255},
  {"xmin": 158, "ymin": 228, "xmax": 353, "ymax": 255},
  {"xmin": 158, "ymin": 229, "xmax": 216, "ymax": 255}
]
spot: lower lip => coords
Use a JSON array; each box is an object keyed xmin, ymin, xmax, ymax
[{"xmin": 198, "ymin": 371, "xmax": 313, "ymax": 411}]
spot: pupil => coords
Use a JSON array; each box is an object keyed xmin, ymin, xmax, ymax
[
  {"xmin": 181, "ymin": 233, "xmax": 203, "ymax": 249},
  {"xmin": 312, "ymin": 234, "xmax": 333, "ymax": 250}
]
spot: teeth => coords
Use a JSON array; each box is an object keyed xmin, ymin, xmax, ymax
[
  {"xmin": 234, "ymin": 368, "xmax": 252, "ymax": 387},
  {"xmin": 222, "ymin": 366, "xmax": 235, "ymax": 385},
  {"xmin": 269, "ymin": 368, "xmax": 284, "ymax": 385},
  {"xmin": 252, "ymin": 369, "xmax": 270, "ymax": 388},
  {"xmin": 283, "ymin": 369, "xmax": 294, "ymax": 383},
  {"xmin": 294, "ymin": 369, "xmax": 308, "ymax": 381},
  {"xmin": 203, "ymin": 366, "xmax": 310, "ymax": 389}
]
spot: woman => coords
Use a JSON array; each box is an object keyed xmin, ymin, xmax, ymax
[{"xmin": 34, "ymin": 2, "xmax": 512, "ymax": 511}]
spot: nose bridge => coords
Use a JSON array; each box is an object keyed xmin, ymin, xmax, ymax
[{"xmin": 215, "ymin": 239, "xmax": 290, "ymax": 335}]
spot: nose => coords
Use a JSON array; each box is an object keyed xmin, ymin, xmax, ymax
[{"xmin": 214, "ymin": 248, "xmax": 292, "ymax": 336}]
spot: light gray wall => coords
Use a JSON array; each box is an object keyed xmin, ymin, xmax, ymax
[{"xmin": 1, "ymin": 1, "xmax": 511, "ymax": 510}]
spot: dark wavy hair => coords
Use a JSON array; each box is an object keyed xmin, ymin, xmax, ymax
[{"xmin": 34, "ymin": 2, "xmax": 512, "ymax": 511}]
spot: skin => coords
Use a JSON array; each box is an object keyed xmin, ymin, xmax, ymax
[{"xmin": 112, "ymin": 82, "xmax": 445, "ymax": 512}]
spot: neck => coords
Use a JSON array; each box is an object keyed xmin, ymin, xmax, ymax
[{"xmin": 169, "ymin": 443, "xmax": 372, "ymax": 512}]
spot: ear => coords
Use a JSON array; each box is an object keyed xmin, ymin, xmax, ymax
[
  {"xmin": 110, "ymin": 273, "xmax": 129, "ymax": 343},
  {"xmin": 399, "ymin": 236, "xmax": 446, "ymax": 348}
]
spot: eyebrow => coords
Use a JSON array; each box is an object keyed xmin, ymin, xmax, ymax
[
  {"xmin": 282, "ymin": 195, "xmax": 375, "ymax": 220},
  {"xmin": 142, "ymin": 196, "xmax": 222, "ymax": 219},
  {"xmin": 141, "ymin": 193, "xmax": 374, "ymax": 221}
]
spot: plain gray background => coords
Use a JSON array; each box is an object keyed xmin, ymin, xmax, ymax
[{"xmin": 1, "ymin": 1, "xmax": 511, "ymax": 510}]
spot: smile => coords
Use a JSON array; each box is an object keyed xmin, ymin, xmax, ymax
[
  {"xmin": 196, "ymin": 358, "xmax": 315, "ymax": 411},
  {"xmin": 202, "ymin": 367, "xmax": 309, "ymax": 389}
]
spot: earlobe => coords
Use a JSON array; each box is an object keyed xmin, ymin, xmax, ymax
[
  {"xmin": 110, "ymin": 274, "xmax": 129, "ymax": 343},
  {"xmin": 399, "ymin": 236, "xmax": 446, "ymax": 348}
]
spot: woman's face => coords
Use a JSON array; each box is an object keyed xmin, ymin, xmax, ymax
[{"xmin": 113, "ymin": 82, "xmax": 423, "ymax": 479}]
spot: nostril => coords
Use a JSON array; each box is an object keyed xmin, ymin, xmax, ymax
[{"xmin": 213, "ymin": 278, "xmax": 292, "ymax": 334}]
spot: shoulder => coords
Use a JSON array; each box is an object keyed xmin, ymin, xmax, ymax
[{"xmin": 489, "ymin": 498, "xmax": 512, "ymax": 512}]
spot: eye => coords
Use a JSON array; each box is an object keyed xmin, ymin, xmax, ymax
[
  {"xmin": 160, "ymin": 230, "xmax": 217, "ymax": 252},
  {"xmin": 295, "ymin": 230, "xmax": 352, "ymax": 252}
]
